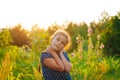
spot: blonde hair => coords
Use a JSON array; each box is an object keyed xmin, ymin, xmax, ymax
[{"xmin": 50, "ymin": 29, "xmax": 71, "ymax": 50}]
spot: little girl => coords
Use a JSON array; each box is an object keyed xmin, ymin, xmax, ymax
[{"xmin": 40, "ymin": 29, "xmax": 72, "ymax": 80}]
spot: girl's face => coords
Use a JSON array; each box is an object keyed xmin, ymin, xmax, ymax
[{"xmin": 51, "ymin": 34, "xmax": 68, "ymax": 52}]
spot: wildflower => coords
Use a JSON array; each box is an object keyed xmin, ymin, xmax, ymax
[
  {"xmin": 97, "ymin": 35, "xmax": 100, "ymax": 40},
  {"xmin": 76, "ymin": 37, "xmax": 81, "ymax": 44},
  {"xmin": 87, "ymin": 27, "xmax": 92, "ymax": 36},
  {"xmin": 88, "ymin": 27, "xmax": 92, "ymax": 33},
  {"xmin": 71, "ymin": 52, "xmax": 75, "ymax": 57},
  {"xmin": 76, "ymin": 37, "xmax": 79, "ymax": 40},
  {"xmin": 100, "ymin": 43, "xmax": 105, "ymax": 49}
]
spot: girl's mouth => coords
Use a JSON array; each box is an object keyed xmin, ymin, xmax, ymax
[{"xmin": 55, "ymin": 44, "xmax": 60, "ymax": 49}]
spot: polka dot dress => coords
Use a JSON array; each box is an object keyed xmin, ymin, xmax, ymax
[{"xmin": 40, "ymin": 52, "xmax": 72, "ymax": 80}]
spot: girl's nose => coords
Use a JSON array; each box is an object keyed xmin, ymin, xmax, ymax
[{"xmin": 58, "ymin": 41, "xmax": 62, "ymax": 45}]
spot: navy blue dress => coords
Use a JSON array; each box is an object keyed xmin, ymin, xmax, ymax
[{"xmin": 40, "ymin": 52, "xmax": 72, "ymax": 80}]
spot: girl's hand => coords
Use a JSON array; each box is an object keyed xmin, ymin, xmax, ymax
[
  {"xmin": 44, "ymin": 46, "xmax": 65, "ymax": 72},
  {"xmin": 58, "ymin": 50, "xmax": 64, "ymax": 55},
  {"xmin": 59, "ymin": 52, "xmax": 72, "ymax": 72},
  {"xmin": 46, "ymin": 46, "xmax": 56, "ymax": 55}
]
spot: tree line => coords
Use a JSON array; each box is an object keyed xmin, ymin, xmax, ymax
[{"xmin": 0, "ymin": 11, "xmax": 120, "ymax": 56}]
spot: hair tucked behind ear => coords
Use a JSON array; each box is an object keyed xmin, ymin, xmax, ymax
[{"xmin": 50, "ymin": 29, "xmax": 71, "ymax": 50}]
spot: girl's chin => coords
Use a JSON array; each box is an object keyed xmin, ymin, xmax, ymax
[
  {"xmin": 51, "ymin": 45, "xmax": 61, "ymax": 52},
  {"xmin": 53, "ymin": 47, "xmax": 60, "ymax": 52}
]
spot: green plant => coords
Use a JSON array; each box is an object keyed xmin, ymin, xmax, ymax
[
  {"xmin": 0, "ymin": 29, "xmax": 12, "ymax": 47},
  {"xmin": 101, "ymin": 13, "xmax": 120, "ymax": 56}
]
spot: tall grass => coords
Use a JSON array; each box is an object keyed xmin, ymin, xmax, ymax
[
  {"xmin": 0, "ymin": 46, "xmax": 43, "ymax": 80},
  {"xmin": 0, "ymin": 27, "xmax": 120, "ymax": 80},
  {"xmin": 0, "ymin": 52, "xmax": 12, "ymax": 80},
  {"xmin": 70, "ymin": 27, "xmax": 120, "ymax": 80}
]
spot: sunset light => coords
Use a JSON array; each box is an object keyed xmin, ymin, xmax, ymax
[
  {"xmin": 1, "ymin": 0, "xmax": 120, "ymax": 79},
  {"xmin": 0, "ymin": 0, "xmax": 120, "ymax": 30}
]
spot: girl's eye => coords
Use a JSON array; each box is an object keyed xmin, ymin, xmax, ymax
[
  {"xmin": 61, "ymin": 42, "xmax": 65, "ymax": 45},
  {"xmin": 57, "ymin": 38, "xmax": 60, "ymax": 41},
  {"xmin": 56, "ymin": 38, "xmax": 66, "ymax": 45}
]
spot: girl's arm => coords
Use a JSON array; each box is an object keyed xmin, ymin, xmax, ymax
[
  {"xmin": 59, "ymin": 51, "xmax": 72, "ymax": 72},
  {"xmin": 43, "ymin": 48, "xmax": 65, "ymax": 72}
]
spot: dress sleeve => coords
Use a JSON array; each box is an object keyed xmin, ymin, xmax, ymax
[
  {"xmin": 40, "ymin": 52, "xmax": 54, "ymax": 63},
  {"xmin": 63, "ymin": 52, "xmax": 70, "ymax": 62}
]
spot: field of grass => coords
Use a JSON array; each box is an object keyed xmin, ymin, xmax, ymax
[{"xmin": 0, "ymin": 35, "xmax": 120, "ymax": 80}]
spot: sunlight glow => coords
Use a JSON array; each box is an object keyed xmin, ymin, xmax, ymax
[{"xmin": 0, "ymin": 0, "xmax": 120, "ymax": 30}]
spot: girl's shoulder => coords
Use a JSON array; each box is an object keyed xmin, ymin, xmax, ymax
[
  {"xmin": 40, "ymin": 51, "xmax": 54, "ymax": 62},
  {"xmin": 41, "ymin": 51, "xmax": 53, "ymax": 58}
]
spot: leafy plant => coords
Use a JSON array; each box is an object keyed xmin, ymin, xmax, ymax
[{"xmin": 0, "ymin": 29, "xmax": 12, "ymax": 47}]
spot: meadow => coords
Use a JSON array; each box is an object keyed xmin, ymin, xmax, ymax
[
  {"xmin": 0, "ymin": 12, "xmax": 120, "ymax": 80},
  {"xmin": 0, "ymin": 29, "xmax": 120, "ymax": 80}
]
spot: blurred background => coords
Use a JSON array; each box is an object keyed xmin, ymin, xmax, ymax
[{"xmin": 0, "ymin": 0, "xmax": 120, "ymax": 80}]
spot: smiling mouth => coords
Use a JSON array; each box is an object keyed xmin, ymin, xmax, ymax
[{"xmin": 55, "ymin": 44, "xmax": 59, "ymax": 48}]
